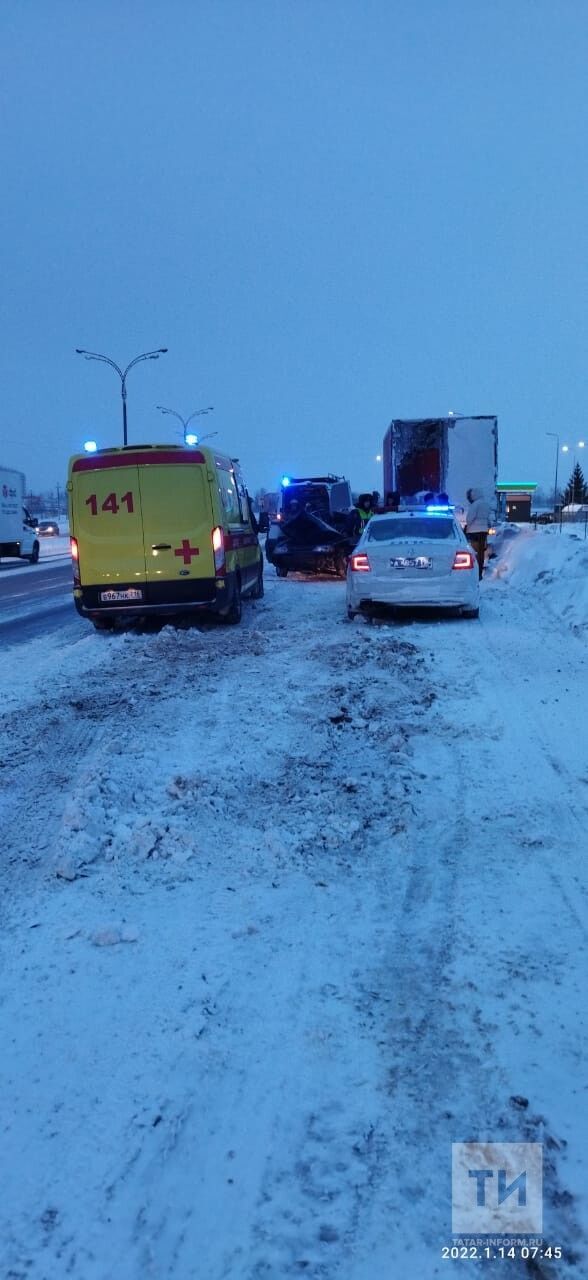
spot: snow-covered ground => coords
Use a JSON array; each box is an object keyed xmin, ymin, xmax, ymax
[
  {"xmin": 38, "ymin": 532, "xmax": 70, "ymax": 559},
  {"xmin": 0, "ymin": 531, "xmax": 586, "ymax": 1278},
  {"xmin": 488, "ymin": 522, "xmax": 588, "ymax": 635}
]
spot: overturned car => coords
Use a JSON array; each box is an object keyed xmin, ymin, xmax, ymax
[{"xmin": 265, "ymin": 475, "xmax": 360, "ymax": 577}]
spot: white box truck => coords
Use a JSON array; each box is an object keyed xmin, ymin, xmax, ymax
[
  {"xmin": 0, "ymin": 467, "xmax": 40, "ymax": 563},
  {"xmin": 382, "ymin": 416, "xmax": 498, "ymax": 514}
]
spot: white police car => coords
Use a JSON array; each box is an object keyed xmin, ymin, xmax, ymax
[{"xmin": 346, "ymin": 507, "xmax": 480, "ymax": 619}]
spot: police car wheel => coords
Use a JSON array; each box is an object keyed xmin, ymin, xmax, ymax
[
  {"xmin": 29, "ymin": 541, "xmax": 40, "ymax": 564},
  {"xmin": 275, "ymin": 566, "xmax": 288, "ymax": 578},
  {"xmin": 461, "ymin": 606, "xmax": 480, "ymax": 620},
  {"xmin": 91, "ymin": 618, "xmax": 114, "ymax": 631}
]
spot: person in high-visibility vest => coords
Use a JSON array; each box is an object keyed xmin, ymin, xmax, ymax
[{"xmin": 355, "ymin": 493, "xmax": 374, "ymax": 528}]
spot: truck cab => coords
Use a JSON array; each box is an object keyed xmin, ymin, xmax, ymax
[{"xmin": 265, "ymin": 474, "xmax": 359, "ymax": 577}]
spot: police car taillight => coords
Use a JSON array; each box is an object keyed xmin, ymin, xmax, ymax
[
  {"xmin": 350, "ymin": 553, "xmax": 371, "ymax": 572},
  {"xmin": 453, "ymin": 550, "xmax": 475, "ymax": 570},
  {"xmin": 212, "ymin": 526, "xmax": 225, "ymax": 573}
]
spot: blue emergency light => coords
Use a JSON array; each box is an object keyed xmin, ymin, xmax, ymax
[{"xmin": 281, "ymin": 475, "xmax": 291, "ymax": 488}]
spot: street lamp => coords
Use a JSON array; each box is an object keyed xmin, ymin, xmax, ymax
[
  {"xmin": 157, "ymin": 404, "xmax": 214, "ymax": 444},
  {"xmin": 76, "ymin": 347, "xmax": 168, "ymax": 447}
]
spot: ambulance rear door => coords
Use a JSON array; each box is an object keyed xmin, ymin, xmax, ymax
[
  {"xmin": 138, "ymin": 454, "xmax": 216, "ymax": 588},
  {"xmin": 71, "ymin": 457, "xmax": 146, "ymax": 588}
]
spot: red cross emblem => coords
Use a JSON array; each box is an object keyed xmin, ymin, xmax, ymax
[{"xmin": 174, "ymin": 539, "xmax": 200, "ymax": 564}]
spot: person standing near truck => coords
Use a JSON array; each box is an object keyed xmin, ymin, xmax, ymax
[
  {"xmin": 355, "ymin": 494, "xmax": 374, "ymax": 528},
  {"xmin": 465, "ymin": 488, "xmax": 491, "ymax": 579}
]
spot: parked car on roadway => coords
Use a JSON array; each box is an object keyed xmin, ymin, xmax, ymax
[
  {"xmin": 36, "ymin": 520, "xmax": 60, "ymax": 536},
  {"xmin": 346, "ymin": 508, "xmax": 480, "ymax": 620}
]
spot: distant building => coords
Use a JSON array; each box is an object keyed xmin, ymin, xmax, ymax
[
  {"xmin": 561, "ymin": 502, "xmax": 588, "ymax": 521},
  {"xmin": 255, "ymin": 490, "xmax": 279, "ymax": 516},
  {"xmin": 495, "ymin": 483, "xmax": 537, "ymax": 522}
]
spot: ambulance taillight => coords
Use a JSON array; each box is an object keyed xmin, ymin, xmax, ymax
[
  {"xmin": 212, "ymin": 526, "xmax": 225, "ymax": 574},
  {"xmin": 70, "ymin": 536, "xmax": 80, "ymax": 585}
]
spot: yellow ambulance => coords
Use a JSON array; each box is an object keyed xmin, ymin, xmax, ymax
[{"xmin": 67, "ymin": 443, "xmax": 264, "ymax": 629}]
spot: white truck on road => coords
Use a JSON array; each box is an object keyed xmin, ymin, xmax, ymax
[
  {"xmin": 382, "ymin": 415, "xmax": 498, "ymax": 515},
  {"xmin": 0, "ymin": 467, "xmax": 40, "ymax": 563}
]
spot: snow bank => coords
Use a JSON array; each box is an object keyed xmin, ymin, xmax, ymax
[
  {"xmin": 2, "ymin": 562, "xmax": 587, "ymax": 1275},
  {"xmin": 488, "ymin": 524, "xmax": 588, "ymax": 634}
]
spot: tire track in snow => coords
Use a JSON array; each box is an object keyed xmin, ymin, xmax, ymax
[{"xmin": 0, "ymin": 578, "xmax": 586, "ymax": 1277}]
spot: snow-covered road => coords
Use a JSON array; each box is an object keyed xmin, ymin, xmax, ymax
[{"xmin": 0, "ymin": 553, "xmax": 586, "ymax": 1278}]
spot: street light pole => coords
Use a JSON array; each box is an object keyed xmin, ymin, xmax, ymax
[
  {"xmin": 76, "ymin": 347, "xmax": 168, "ymax": 446},
  {"xmin": 546, "ymin": 432, "xmax": 559, "ymax": 512},
  {"xmin": 156, "ymin": 404, "xmax": 214, "ymax": 444}
]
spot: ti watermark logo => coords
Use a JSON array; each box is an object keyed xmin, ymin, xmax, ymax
[{"xmin": 452, "ymin": 1143, "xmax": 543, "ymax": 1235}]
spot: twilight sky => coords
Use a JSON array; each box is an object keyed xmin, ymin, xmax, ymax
[{"xmin": 1, "ymin": 0, "xmax": 587, "ymax": 497}]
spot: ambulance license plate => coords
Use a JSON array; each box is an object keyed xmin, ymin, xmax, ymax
[
  {"xmin": 100, "ymin": 588, "xmax": 143, "ymax": 602},
  {"xmin": 390, "ymin": 556, "xmax": 432, "ymax": 570}
]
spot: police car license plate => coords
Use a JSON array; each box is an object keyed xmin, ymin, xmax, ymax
[
  {"xmin": 100, "ymin": 588, "xmax": 143, "ymax": 602},
  {"xmin": 390, "ymin": 556, "xmax": 432, "ymax": 570}
]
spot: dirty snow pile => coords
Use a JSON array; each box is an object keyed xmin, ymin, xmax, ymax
[
  {"xmin": 488, "ymin": 523, "xmax": 588, "ymax": 633},
  {"xmin": 0, "ymin": 570, "xmax": 587, "ymax": 1278}
]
